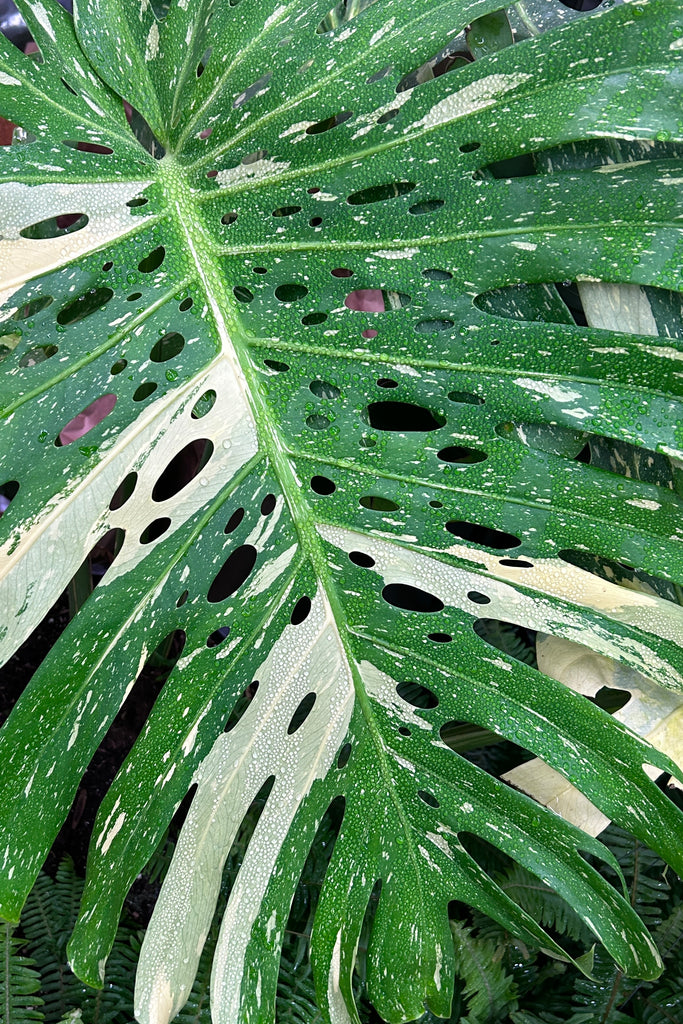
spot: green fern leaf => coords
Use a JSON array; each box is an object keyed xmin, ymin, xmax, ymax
[
  {"xmin": 0, "ymin": 923, "xmax": 44, "ymax": 1024},
  {"xmin": 449, "ymin": 920, "xmax": 518, "ymax": 1024}
]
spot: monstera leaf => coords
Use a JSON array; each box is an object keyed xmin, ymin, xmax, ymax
[{"xmin": 1, "ymin": 0, "xmax": 683, "ymax": 1021}]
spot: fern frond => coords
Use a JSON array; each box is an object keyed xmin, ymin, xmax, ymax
[
  {"xmin": 637, "ymin": 982, "xmax": 683, "ymax": 1024},
  {"xmin": 649, "ymin": 902, "xmax": 683, "ymax": 965},
  {"xmin": 77, "ymin": 929, "xmax": 139, "ymax": 1024},
  {"xmin": 510, "ymin": 1012, "xmax": 573, "ymax": 1024},
  {"xmin": 497, "ymin": 863, "xmax": 591, "ymax": 945},
  {"xmin": 275, "ymin": 952, "xmax": 322, "ymax": 1024},
  {"xmin": 1, "ymin": 923, "xmax": 44, "ymax": 1024},
  {"xmin": 21, "ymin": 859, "xmax": 85, "ymax": 1023},
  {"xmin": 569, "ymin": 947, "xmax": 633, "ymax": 1024},
  {"xmin": 450, "ymin": 920, "xmax": 518, "ymax": 1024}
]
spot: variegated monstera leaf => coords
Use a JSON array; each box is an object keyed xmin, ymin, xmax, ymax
[{"xmin": 1, "ymin": 0, "xmax": 683, "ymax": 1022}]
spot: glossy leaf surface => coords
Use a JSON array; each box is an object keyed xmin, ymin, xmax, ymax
[{"xmin": 0, "ymin": 1, "xmax": 682, "ymax": 1022}]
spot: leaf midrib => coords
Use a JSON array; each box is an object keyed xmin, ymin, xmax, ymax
[{"xmin": 162, "ymin": 154, "xmax": 429, "ymax": 900}]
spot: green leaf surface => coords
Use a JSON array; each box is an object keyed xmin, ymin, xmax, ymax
[{"xmin": 0, "ymin": 1, "xmax": 682, "ymax": 1022}]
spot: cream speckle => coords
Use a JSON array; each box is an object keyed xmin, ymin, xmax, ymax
[
  {"xmin": 409, "ymin": 73, "xmax": 531, "ymax": 132},
  {"xmin": 145, "ymin": 22, "xmax": 160, "ymax": 60},
  {"xmin": 101, "ymin": 812, "xmax": 126, "ymax": 855}
]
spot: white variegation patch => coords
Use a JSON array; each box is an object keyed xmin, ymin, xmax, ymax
[
  {"xmin": 0, "ymin": 181, "xmax": 153, "ymax": 308},
  {"xmin": 407, "ymin": 73, "xmax": 531, "ymax": 133},
  {"xmin": 214, "ymin": 156, "xmax": 291, "ymax": 189},
  {"xmin": 318, "ymin": 526, "xmax": 683, "ymax": 690},
  {"xmin": 505, "ymin": 635, "xmax": 683, "ymax": 834},
  {"xmin": 0, "ymin": 354, "xmax": 257, "ymax": 663},
  {"xmin": 134, "ymin": 588, "xmax": 355, "ymax": 1024}
]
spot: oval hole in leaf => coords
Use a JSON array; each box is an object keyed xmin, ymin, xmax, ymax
[
  {"xmin": 417, "ymin": 790, "xmax": 439, "ymax": 808},
  {"xmin": 287, "ymin": 692, "xmax": 317, "ymax": 734},
  {"xmin": 423, "ymin": 268, "xmax": 452, "ymax": 281},
  {"xmin": 191, "ymin": 390, "xmax": 216, "ymax": 418},
  {"xmin": 110, "ymin": 472, "xmax": 137, "ymax": 511},
  {"xmin": 176, "ymin": 589, "xmax": 189, "ymax": 608},
  {"xmin": 20, "ymin": 213, "xmax": 88, "ymax": 239},
  {"xmin": 306, "ymin": 414, "xmax": 330, "ymax": 431},
  {"xmin": 291, "ymin": 596, "xmax": 312, "ymax": 625},
  {"xmin": 234, "ymin": 286, "xmax": 254, "ymax": 303},
  {"xmin": 152, "ymin": 440, "xmax": 213, "ymax": 501},
  {"xmin": 208, "ymin": 545, "xmax": 258, "ymax": 602},
  {"xmin": 260, "ymin": 493, "xmax": 276, "ymax": 516},
  {"xmin": 382, "ymin": 583, "xmax": 444, "ymax": 613},
  {"xmin": 349, "ymin": 551, "xmax": 375, "ymax": 568},
  {"xmin": 409, "ymin": 199, "xmax": 444, "ymax": 215},
  {"xmin": 138, "ymin": 246, "xmax": 165, "ymax": 273},
  {"xmin": 57, "ymin": 287, "xmax": 113, "ymax": 325},
  {"xmin": 311, "ymin": 475, "xmax": 335, "ymax": 495},
  {"xmin": 63, "ymin": 140, "xmax": 113, "ymax": 154},
  {"xmin": 0, "ymin": 480, "xmax": 19, "ymax": 516},
  {"xmin": 360, "ymin": 495, "xmax": 399, "ymax": 512},
  {"xmin": 302, "ymin": 312, "xmax": 327, "ymax": 326},
  {"xmin": 446, "ymin": 521, "xmax": 520, "ymax": 549},
  {"xmin": 316, "ymin": 0, "xmax": 379, "ymax": 32},
  {"xmin": 150, "ymin": 332, "xmax": 185, "ymax": 362},
  {"xmin": 345, "ymin": 288, "xmax": 385, "ymax": 311},
  {"xmin": 224, "ymin": 682, "xmax": 261, "ymax": 734},
  {"xmin": 224, "ymin": 507, "xmax": 245, "ymax": 534},
  {"xmin": 275, "ymin": 283, "xmax": 308, "ymax": 302},
  {"xmin": 18, "ymin": 344, "xmax": 58, "ymax": 367},
  {"xmin": 367, "ymin": 65, "xmax": 393, "ymax": 83},
  {"xmin": 310, "ymin": 380, "xmax": 340, "ymax": 399},
  {"xmin": 415, "ymin": 319, "xmax": 454, "ymax": 334},
  {"xmin": 233, "ymin": 71, "xmax": 272, "ymax": 108},
  {"xmin": 437, "ymin": 446, "xmax": 487, "ymax": 464},
  {"xmin": 306, "ymin": 111, "xmax": 353, "ymax": 134},
  {"xmin": 337, "ymin": 742, "xmax": 352, "ymax": 768},
  {"xmin": 133, "ymin": 382, "xmax": 157, "ymax": 402},
  {"xmin": 207, "ymin": 626, "xmax": 230, "ymax": 648},
  {"xmin": 12, "ymin": 295, "xmax": 53, "ymax": 320},
  {"xmin": 56, "ymin": 393, "xmax": 117, "ymax": 446},
  {"xmin": 473, "ymin": 619, "xmax": 538, "ymax": 666},
  {"xmin": 448, "ymin": 391, "xmax": 484, "ymax": 405},
  {"xmin": 347, "ymin": 181, "xmax": 416, "ymax": 205},
  {"xmin": 242, "ymin": 149, "xmax": 268, "ymax": 164},
  {"xmin": 499, "ymin": 558, "xmax": 533, "ymax": 568},
  {"xmin": 110, "ymin": 358, "xmax": 127, "ymax": 375},
  {"xmin": 396, "ymin": 681, "xmax": 438, "ymax": 709},
  {"xmin": 221, "ymin": 212, "xmax": 238, "ymax": 226},
  {"xmin": 272, "ymin": 205, "xmax": 302, "ymax": 217},
  {"xmin": 428, "ymin": 632, "xmax": 452, "ymax": 643},
  {"xmin": 467, "ymin": 591, "xmax": 490, "ymax": 605},
  {"xmin": 377, "ymin": 378, "xmax": 398, "ymax": 389},
  {"xmin": 140, "ymin": 517, "xmax": 171, "ymax": 544},
  {"xmin": 366, "ymin": 401, "xmax": 445, "ymax": 432}
]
